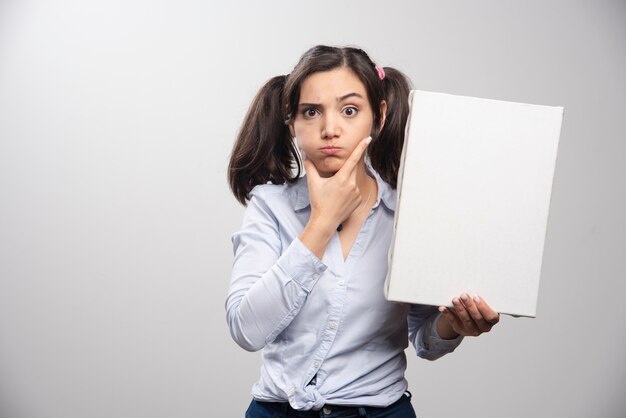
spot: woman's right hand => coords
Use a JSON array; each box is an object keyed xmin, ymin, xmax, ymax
[{"xmin": 299, "ymin": 136, "xmax": 371, "ymax": 259}]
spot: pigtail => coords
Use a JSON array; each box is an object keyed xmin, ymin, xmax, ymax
[
  {"xmin": 228, "ymin": 75, "xmax": 301, "ymax": 205},
  {"xmin": 368, "ymin": 67, "xmax": 411, "ymax": 189}
]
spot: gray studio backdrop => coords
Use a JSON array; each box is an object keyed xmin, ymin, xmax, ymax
[{"xmin": 0, "ymin": 1, "xmax": 624, "ymax": 417}]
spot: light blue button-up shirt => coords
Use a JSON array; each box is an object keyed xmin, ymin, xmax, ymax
[{"xmin": 226, "ymin": 170, "xmax": 463, "ymax": 411}]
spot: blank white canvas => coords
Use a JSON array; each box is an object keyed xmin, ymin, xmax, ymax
[{"xmin": 384, "ymin": 90, "xmax": 564, "ymax": 317}]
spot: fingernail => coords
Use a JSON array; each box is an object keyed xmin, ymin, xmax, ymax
[
  {"xmin": 365, "ymin": 136, "xmax": 372, "ymax": 144},
  {"xmin": 438, "ymin": 306, "xmax": 445, "ymax": 313},
  {"xmin": 473, "ymin": 295, "xmax": 481, "ymax": 304},
  {"xmin": 461, "ymin": 294, "xmax": 469, "ymax": 302},
  {"xmin": 452, "ymin": 297, "xmax": 460, "ymax": 304}
]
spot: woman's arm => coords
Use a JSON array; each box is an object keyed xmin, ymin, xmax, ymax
[
  {"xmin": 226, "ymin": 192, "xmax": 327, "ymax": 352},
  {"xmin": 226, "ymin": 138, "xmax": 372, "ymax": 352}
]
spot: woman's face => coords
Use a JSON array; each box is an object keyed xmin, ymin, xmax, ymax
[{"xmin": 290, "ymin": 67, "xmax": 384, "ymax": 178}]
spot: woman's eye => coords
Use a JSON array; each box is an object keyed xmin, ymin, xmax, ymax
[
  {"xmin": 342, "ymin": 106, "xmax": 358, "ymax": 117},
  {"xmin": 303, "ymin": 108, "xmax": 318, "ymax": 118}
]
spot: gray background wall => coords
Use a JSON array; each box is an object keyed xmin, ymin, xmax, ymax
[{"xmin": 0, "ymin": 1, "xmax": 624, "ymax": 417}]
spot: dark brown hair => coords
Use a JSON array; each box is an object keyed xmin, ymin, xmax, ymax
[{"xmin": 228, "ymin": 45, "xmax": 411, "ymax": 205}]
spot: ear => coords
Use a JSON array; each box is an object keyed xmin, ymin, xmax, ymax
[
  {"xmin": 288, "ymin": 122, "xmax": 295, "ymax": 138},
  {"xmin": 378, "ymin": 100, "xmax": 387, "ymax": 132}
]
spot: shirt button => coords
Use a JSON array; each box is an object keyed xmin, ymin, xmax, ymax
[
  {"xmin": 328, "ymin": 321, "xmax": 337, "ymax": 330},
  {"xmin": 338, "ymin": 280, "xmax": 345, "ymax": 286},
  {"xmin": 313, "ymin": 361, "xmax": 320, "ymax": 368},
  {"xmin": 291, "ymin": 309, "xmax": 299, "ymax": 315}
]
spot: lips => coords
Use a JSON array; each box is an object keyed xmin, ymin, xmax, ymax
[{"xmin": 320, "ymin": 146, "xmax": 340, "ymax": 155}]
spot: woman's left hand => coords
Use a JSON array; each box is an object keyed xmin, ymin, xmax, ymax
[{"xmin": 437, "ymin": 294, "xmax": 500, "ymax": 338}]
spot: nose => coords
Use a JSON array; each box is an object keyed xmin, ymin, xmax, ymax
[{"xmin": 321, "ymin": 114, "xmax": 340, "ymax": 140}]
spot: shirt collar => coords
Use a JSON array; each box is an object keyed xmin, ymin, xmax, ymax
[{"xmin": 291, "ymin": 167, "xmax": 397, "ymax": 212}]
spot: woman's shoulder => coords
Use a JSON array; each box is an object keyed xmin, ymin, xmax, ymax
[{"xmin": 249, "ymin": 176, "xmax": 307, "ymax": 205}]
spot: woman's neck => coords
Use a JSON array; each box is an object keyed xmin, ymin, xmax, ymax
[{"xmin": 352, "ymin": 164, "xmax": 377, "ymax": 216}]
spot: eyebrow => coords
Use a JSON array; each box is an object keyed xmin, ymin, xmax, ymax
[
  {"xmin": 298, "ymin": 92, "xmax": 365, "ymax": 107},
  {"xmin": 338, "ymin": 92, "xmax": 364, "ymax": 102}
]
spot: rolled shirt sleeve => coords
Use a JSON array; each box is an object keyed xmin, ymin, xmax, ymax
[{"xmin": 408, "ymin": 305, "xmax": 464, "ymax": 360}]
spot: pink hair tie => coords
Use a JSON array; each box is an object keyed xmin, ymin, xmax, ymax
[{"xmin": 376, "ymin": 66, "xmax": 385, "ymax": 81}]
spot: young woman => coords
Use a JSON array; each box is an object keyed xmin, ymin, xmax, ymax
[{"xmin": 226, "ymin": 45, "xmax": 500, "ymax": 418}]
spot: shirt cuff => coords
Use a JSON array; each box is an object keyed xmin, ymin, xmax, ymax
[{"xmin": 423, "ymin": 312, "xmax": 464, "ymax": 352}]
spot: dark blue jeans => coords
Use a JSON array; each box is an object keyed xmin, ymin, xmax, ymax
[{"xmin": 245, "ymin": 392, "xmax": 417, "ymax": 418}]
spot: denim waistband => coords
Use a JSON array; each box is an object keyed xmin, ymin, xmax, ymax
[{"xmin": 254, "ymin": 391, "xmax": 412, "ymax": 417}]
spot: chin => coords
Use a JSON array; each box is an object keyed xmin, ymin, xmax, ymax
[
  {"xmin": 316, "ymin": 169, "xmax": 339, "ymax": 179},
  {"xmin": 315, "ymin": 161, "xmax": 342, "ymax": 177}
]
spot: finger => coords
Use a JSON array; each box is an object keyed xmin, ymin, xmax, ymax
[
  {"xmin": 338, "ymin": 136, "xmax": 371, "ymax": 177},
  {"xmin": 473, "ymin": 295, "xmax": 500, "ymax": 325},
  {"xmin": 460, "ymin": 294, "xmax": 492, "ymax": 333},
  {"xmin": 451, "ymin": 297, "xmax": 479, "ymax": 336},
  {"xmin": 439, "ymin": 306, "xmax": 462, "ymax": 327},
  {"xmin": 442, "ymin": 306, "xmax": 472, "ymax": 337}
]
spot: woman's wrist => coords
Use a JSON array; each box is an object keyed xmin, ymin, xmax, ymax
[
  {"xmin": 299, "ymin": 217, "xmax": 336, "ymax": 260},
  {"xmin": 435, "ymin": 313, "xmax": 461, "ymax": 340}
]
